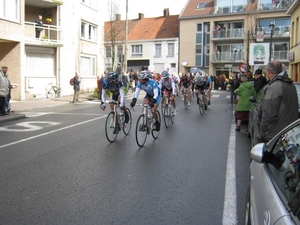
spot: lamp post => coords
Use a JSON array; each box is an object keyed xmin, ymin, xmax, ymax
[{"xmin": 269, "ymin": 22, "xmax": 275, "ymax": 61}]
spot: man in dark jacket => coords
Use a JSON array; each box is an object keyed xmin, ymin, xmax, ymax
[
  {"xmin": 259, "ymin": 60, "xmax": 298, "ymax": 142},
  {"xmin": 253, "ymin": 68, "xmax": 267, "ymax": 93}
]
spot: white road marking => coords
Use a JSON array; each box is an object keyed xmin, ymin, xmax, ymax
[
  {"xmin": 0, "ymin": 116, "xmax": 106, "ymax": 149},
  {"xmin": 0, "ymin": 121, "xmax": 60, "ymax": 132},
  {"xmin": 222, "ymin": 111, "xmax": 237, "ymax": 225},
  {"xmin": 211, "ymin": 95, "xmax": 220, "ymax": 98},
  {"xmin": 23, "ymin": 112, "xmax": 103, "ymax": 117}
]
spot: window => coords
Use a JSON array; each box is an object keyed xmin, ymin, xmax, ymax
[
  {"xmin": 81, "ymin": 21, "xmax": 97, "ymax": 42},
  {"xmin": 81, "ymin": 0, "xmax": 98, "ymax": 9},
  {"xmin": 0, "ymin": 0, "xmax": 19, "ymax": 21},
  {"xmin": 196, "ymin": 45, "xmax": 202, "ymax": 54},
  {"xmin": 105, "ymin": 46, "xmax": 111, "ymax": 58},
  {"xmin": 155, "ymin": 43, "xmax": 162, "ymax": 57},
  {"xmin": 197, "ymin": 3, "xmax": 206, "ymax": 9},
  {"xmin": 80, "ymin": 55, "xmax": 96, "ymax": 77},
  {"xmin": 197, "ymin": 24, "xmax": 202, "ymax": 32},
  {"xmin": 168, "ymin": 43, "xmax": 174, "ymax": 56},
  {"xmin": 131, "ymin": 45, "xmax": 143, "ymax": 57}
]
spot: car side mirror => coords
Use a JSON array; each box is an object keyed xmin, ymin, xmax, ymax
[{"xmin": 249, "ymin": 96, "xmax": 256, "ymax": 103}]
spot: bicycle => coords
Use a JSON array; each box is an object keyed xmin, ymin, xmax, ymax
[
  {"xmin": 46, "ymin": 82, "xmax": 62, "ymax": 98},
  {"xmin": 104, "ymin": 100, "xmax": 132, "ymax": 143},
  {"xmin": 161, "ymin": 92, "xmax": 175, "ymax": 128},
  {"xmin": 182, "ymin": 88, "xmax": 190, "ymax": 110},
  {"xmin": 134, "ymin": 103, "xmax": 161, "ymax": 147}
]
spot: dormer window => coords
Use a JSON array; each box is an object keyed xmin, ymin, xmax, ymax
[{"xmin": 197, "ymin": 3, "xmax": 206, "ymax": 9}]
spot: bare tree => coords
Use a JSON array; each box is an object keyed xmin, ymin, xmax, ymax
[
  {"xmin": 106, "ymin": 0, "xmax": 120, "ymax": 71},
  {"xmin": 244, "ymin": 2, "xmax": 261, "ymax": 71}
]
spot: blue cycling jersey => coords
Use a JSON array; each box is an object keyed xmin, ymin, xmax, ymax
[
  {"xmin": 101, "ymin": 79, "xmax": 123, "ymax": 94},
  {"xmin": 134, "ymin": 79, "xmax": 160, "ymax": 99}
]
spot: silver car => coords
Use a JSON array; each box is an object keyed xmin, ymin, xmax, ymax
[{"xmin": 245, "ymin": 119, "xmax": 300, "ymax": 224}]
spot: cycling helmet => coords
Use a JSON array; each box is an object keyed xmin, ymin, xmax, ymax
[
  {"xmin": 107, "ymin": 71, "xmax": 119, "ymax": 80},
  {"xmin": 195, "ymin": 73, "xmax": 204, "ymax": 83},
  {"xmin": 138, "ymin": 70, "xmax": 151, "ymax": 80},
  {"xmin": 161, "ymin": 70, "xmax": 170, "ymax": 79}
]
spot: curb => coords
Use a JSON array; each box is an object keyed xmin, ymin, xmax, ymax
[{"xmin": 0, "ymin": 113, "xmax": 26, "ymax": 123}]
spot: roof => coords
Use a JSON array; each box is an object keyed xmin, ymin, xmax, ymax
[{"xmin": 104, "ymin": 14, "xmax": 179, "ymax": 42}]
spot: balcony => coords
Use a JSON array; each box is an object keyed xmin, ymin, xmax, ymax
[
  {"xmin": 24, "ymin": 22, "xmax": 63, "ymax": 47},
  {"xmin": 25, "ymin": 0, "xmax": 64, "ymax": 8},
  {"xmin": 257, "ymin": 1, "xmax": 289, "ymax": 10},
  {"xmin": 211, "ymin": 51, "xmax": 244, "ymax": 63},
  {"xmin": 214, "ymin": 4, "xmax": 247, "ymax": 14},
  {"xmin": 212, "ymin": 28, "xmax": 244, "ymax": 40}
]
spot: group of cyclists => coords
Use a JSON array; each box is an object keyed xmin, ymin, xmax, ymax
[{"xmin": 100, "ymin": 69, "xmax": 213, "ymax": 133}]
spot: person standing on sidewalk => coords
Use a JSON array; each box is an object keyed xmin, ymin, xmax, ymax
[
  {"xmin": 259, "ymin": 60, "xmax": 298, "ymax": 142},
  {"xmin": 72, "ymin": 72, "xmax": 81, "ymax": 103},
  {"xmin": 0, "ymin": 66, "xmax": 10, "ymax": 116}
]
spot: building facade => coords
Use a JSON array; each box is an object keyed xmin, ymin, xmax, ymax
[
  {"xmin": 104, "ymin": 9, "xmax": 179, "ymax": 75},
  {"xmin": 179, "ymin": 0, "xmax": 291, "ymax": 77},
  {"xmin": 0, "ymin": 0, "xmax": 105, "ymax": 100}
]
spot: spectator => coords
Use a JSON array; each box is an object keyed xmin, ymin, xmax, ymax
[
  {"xmin": 234, "ymin": 76, "xmax": 256, "ymax": 131},
  {"xmin": 35, "ymin": 15, "xmax": 43, "ymax": 38},
  {"xmin": 253, "ymin": 68, "xmax": 267, "ymax": 93},
  {"xmin": 228, "ymin": 71, "xmax": 240, "ymax": 106},
  {"xmin": 71, "ymin": 72, "xmax": 81, "ymax": 103},
  {"xmin": 259, "ymin": 60, "xmax": 298, "ymax": 142},
  {"xmin": 0, "ymin": 66, "xmax": 10, "ymax": 116}
]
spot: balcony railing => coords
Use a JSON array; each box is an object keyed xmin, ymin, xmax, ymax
[
  {"xmin": 212, "ymin": 28, "xmax": 244, "ymax": 39},
  {"xmin": 272, "ymin": 50, "xmax": 289, "ymax": 61},
  {"xmin": 258, "ymin": 25, "xmax": 291, "ymax": 37},
  {"xmin": 211, "ymin": 51, "xmax": 244, "ymax": 62},
  {"xmin": 257, "ymin": 2, "xmax": 289, "ymax": 10},
  {"xmin": 24, "ymin": 21, "xmax": 63, "ymax": 47}
]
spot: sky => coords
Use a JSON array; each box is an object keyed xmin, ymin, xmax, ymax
[{"xmin": 105, "ymin": 0, "xmax": 188, "ymax": 20}]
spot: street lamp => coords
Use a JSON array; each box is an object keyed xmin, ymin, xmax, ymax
[{"xmin": 269, "ymin": 22, "xmax": 275, "ymax": 61}]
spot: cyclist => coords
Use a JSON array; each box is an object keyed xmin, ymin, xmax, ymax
[
  {"xmin": 130, "ymin": 70, "xmax": 161, "ymax": 131},
  {"xmin": 179, "ymin": 72, "xmax": 192, "ymax": 106},
  {"xmin": 158, "ymin": 70, "xmax": 177, "ymax": 115},
  {"xmin": 204, "ymin": 73, "xmax": 212, "ymax": 105},
  {"xmin": 194, "ymin": 73, "xmax": 208, "ymax": 110},
  {"xmin": 100, "ymin": 71, "xmax": 129, "ymax": 133}
]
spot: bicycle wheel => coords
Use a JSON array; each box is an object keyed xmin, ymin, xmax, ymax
[
  {"xmin": 105, "ymin": 111, "xmax": 119, "ymax": 143},
  {"xmin": 56, "ymin": 88, "xmax": 62, "ymax": 98},
  {"xmin": 163, "ymin": 103, "xmax": 171, "ymax": 128},
  {"xmin": 199, "ymin": 98, "xmax": 205, "ymax": 115},
  {"xmin": 122, "ymin": 108, "xmax": 132, "ymax": 135},
  {"xmin": 46, "ymin": 90, "xmax": 54, "ymax": 98},
  {"xmin": 135, "ymin": 114, "xmax": 148, "ymax": 147},
  {"xmin": 152, "ymin": 110, "xmax": 161, "ymax": 139},
  {"xmin": 184, "ymin": 94, "xmax": 188, "ymax": 110},
  {"xmin": 170, "ymin": 103, "xmax": 175, "ymax": 124}
]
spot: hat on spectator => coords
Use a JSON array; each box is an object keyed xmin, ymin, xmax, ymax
[
  {"xmin": 240, "ymin": 76, "xmax": 248, "ymax": 82},
  {"xmin": 254, "ymin": 69, "xmax": 262, "ymax": 75},
  {"xmin": 1, "ymin": 66, "xmax": 8, "ymax": 69}
]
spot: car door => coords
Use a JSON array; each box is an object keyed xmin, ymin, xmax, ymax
[{"xmin": 250, "ymin": 120, "xmax": 300, "ymax": 224}]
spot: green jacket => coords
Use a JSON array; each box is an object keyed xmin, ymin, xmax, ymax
[{"xmin": 234, "ymin": 81, "xmax": 256, "ymax": 111}]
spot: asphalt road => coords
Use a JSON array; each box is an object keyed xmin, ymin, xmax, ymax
[{"xmin": 0, "ymin": 90, "xmax": 251, "ymax": 225}]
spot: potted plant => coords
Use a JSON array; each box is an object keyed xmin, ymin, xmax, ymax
[{"xmin": 41, "ymin": 36, "xmax": 48, "ymax": 41}]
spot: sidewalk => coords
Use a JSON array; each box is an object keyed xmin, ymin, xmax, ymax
[{"xmin": 0, "ymin": 92, "xmax": 97, "ymax": 123}]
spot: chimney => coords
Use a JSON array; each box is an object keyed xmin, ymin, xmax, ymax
[
  {"xmin": 163, "ymin": 8, "xmax": 169, "ymax": 17},
  {"xmin": 138, "ymin": 13, "xmax": 144, "ymax": 20},
  {"xmin": 115, "ymin": 14, "xmax": 121, "ymax": 22}
]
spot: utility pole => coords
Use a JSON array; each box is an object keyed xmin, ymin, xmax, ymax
[{"xmin": 124, "ymin": 0, "xmax": 128, "ymax": 74}]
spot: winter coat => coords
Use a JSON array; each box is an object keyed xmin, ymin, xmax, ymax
[
  {"xmin": 234, "ymin": 81, "xmax": 256, "ymax": 111},
  {"xmin": 0, "ymin": 70, "xmax": 9, "ymax": 97},
  {"xmin": 254, "ymin": 76, "xmax": 267, "ymax": 93},
  {"xmin": 260, "ymin": 71, "xmax": 299, "ymax": 142}
]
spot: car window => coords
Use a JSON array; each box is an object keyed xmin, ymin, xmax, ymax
[{"xmin": 268, "ymin": 124, "xmax": 300, "ymax": 219}]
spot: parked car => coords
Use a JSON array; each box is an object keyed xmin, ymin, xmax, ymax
[
  {"xmin": 245, "ymin": 118, "xmax": 300, "ymax": 224},
  {"xmin": 248, "ymin": 83, "xmax": 300, "ymax": 147}
]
